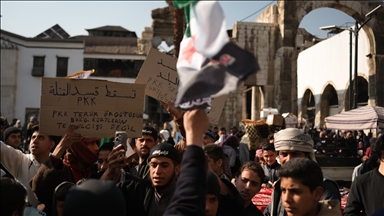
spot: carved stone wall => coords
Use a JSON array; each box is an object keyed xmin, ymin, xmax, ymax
[{"xmin": 146, "ymin": 1, "xmax": 384, "ymax": 129}]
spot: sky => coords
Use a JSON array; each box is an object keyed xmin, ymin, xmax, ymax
[{"xmin": 1, "ymin": 1, "xmax": 355, "ymax": 40}]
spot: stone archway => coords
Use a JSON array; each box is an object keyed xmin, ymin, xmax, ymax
[
  {"xmin": 320, "ymin": 84, "xmax": 339, "ymax": 128},
  {"xmin": 301, "ymin": 89, "xmax": 316, "ymax": 126},
  {"xmin": 345, "ymin": 76, "xmax": 369, "ymax": 110},
  {"xmin": 276, "ymin": 0, "xmax": 384, "ymax": 113}
]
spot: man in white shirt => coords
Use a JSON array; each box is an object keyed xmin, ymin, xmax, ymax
[{"xmin": 0, "ymin": 125, "xmax": 55, "ymax": 207}]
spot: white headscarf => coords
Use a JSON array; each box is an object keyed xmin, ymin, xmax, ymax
[{"xmin": 274, "ymin": 128, "xmax": 316, "ymax": 162}]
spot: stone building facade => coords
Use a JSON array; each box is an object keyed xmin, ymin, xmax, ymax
[{"xmin": 146, "ymin": 0, "xmax": 384, "ymax": 130}]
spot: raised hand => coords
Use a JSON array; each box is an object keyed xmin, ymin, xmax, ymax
[
  {"xmin": 52, "ymin": 126, "xmax": 82, "ymax": 159},
  {"xmin": 100, "ymin": 144, "xmax": 128, "ymax": 182},
  {"xmin": 184, "ymin": 109, "xmax": 210, "ymax": 147}
]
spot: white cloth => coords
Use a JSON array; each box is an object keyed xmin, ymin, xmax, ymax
[
  {"xmin": 0, "ymin": 141, "xmax": 41, "ymax": 207},
  {"xmin": 159, "ymin": 130, "xmax": 170, "ymax": 142},
  {"xmin": 274, "ymin": 128, "xmax": 316, "ymax": 162}
]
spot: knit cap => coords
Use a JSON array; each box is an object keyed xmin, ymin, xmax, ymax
[{"xmin": 3, "ymin": 127, "xmax": 21, "ymax": 141}]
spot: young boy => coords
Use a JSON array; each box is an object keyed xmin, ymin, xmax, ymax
[
  {"xmin": 279, "ymin": 158, "xmax": 341, "ymax": 216},
  {"xmin": 261, "ymin": 144, "xmax": 280, "ymax": 188},
  {"xmin": 235, "ymin": 161, "xmax": 265, "ymax": 216}
]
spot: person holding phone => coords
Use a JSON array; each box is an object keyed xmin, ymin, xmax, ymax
[
  {"xmin": 29, "ymin": 126, "xmax": 99, "ymax": 215},
  {"xmin": 101, "ymin": 142, "xmax": 181, "ymax": 216}
]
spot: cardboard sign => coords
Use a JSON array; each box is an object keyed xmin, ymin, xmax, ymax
[
  {"xmin": 135, "ymin": 48, "xmax": 227, "ymax": 125},
  {"xmin": 40, "ymin": 78, "xmax": 144, "ymax": 138},
  {"xmin": 135, "ymin": 48, "xmax": 179, "ymax": 103},
  {"xmin": 207, "ymin": 95, "xmax": 228, "ymax": 125}
]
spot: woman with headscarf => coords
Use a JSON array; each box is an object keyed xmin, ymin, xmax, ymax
[
  {"xmin": 220, "ymin": 135, "xmax": 241, "ymax": 176},
  {"xmin": 30, "ymin": 126, "xmax": 100, "ymax": 216}
]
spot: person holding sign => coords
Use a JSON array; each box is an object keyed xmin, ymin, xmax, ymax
[
  {"xmin": 0, "ymin": 125, "xmax": 56, "ymax": 208},
  {"xmin": 30, "ymin": 126, "xmax": 100, "ymax": 216}
]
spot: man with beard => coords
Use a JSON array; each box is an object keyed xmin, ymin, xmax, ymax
[
  {"xmin": 102, "ymin": 142, "xmax": 180, "ymax": 216},
  {"xmin": 130, "ymin": 127, "xmax": 158, "ymax": 179}
]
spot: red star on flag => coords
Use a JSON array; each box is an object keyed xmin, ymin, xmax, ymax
[{"xmin": 179, "ymin": 36, "xmax": 196, "ymax": 65}]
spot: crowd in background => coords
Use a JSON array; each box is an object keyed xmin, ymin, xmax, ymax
[{"xmin": 1, "ymin": 109, "xmax": 383, "ymax": 216}]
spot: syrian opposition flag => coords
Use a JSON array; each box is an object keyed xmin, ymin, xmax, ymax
[
  {"xmin": 174, "ymin": 0, "xmax": 259, "ymax": 110},
  {"xmin": 66, "ymin": 69, "xmax": 95, "ymax": 79}
]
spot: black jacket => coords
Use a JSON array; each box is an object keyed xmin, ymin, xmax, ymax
[
  {"xmin": 164, "ymin": 145, "xmax": 207, "ymax": 216},
  {"xmin": 117, "ymin": 174, "xmax": 154, "ymax": 216}
]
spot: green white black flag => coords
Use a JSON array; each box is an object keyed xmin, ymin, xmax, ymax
[{"xmin": 174, "ymin": 0, "xmax": 259, "ymax": 110}]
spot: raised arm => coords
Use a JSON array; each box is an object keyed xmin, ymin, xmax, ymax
[{"xmin": 164, "ymin": 109, "xmax": 210, "ymax": 216}]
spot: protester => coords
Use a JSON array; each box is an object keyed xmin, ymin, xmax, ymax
[
  {"xmin": 160, "ymin": 129, "xmax": 175, "ymax": 145},
  {"xmin": 264, "ymin": 128, "xmax": 340, "ymax": 216},
  {"xmin": 52, "ymin": 181, "xmax": 75, "ymax": 216},
  {"xmin": 3, "ymin": 126, "xmax": 23, "ymax": 152},
  {"xmin": 230, "ymin": 126, "xmax": 238, "ymax": 135},
  {"xmin": 216, "ymin": 127, "xmax": 228, "ymax": 144},
  {"xmin": 205, "ymin": 171, "xmax": 221, "ymax": 216},
  {"xmin": 26, "ymin": 116, "xmax": 39, "ymax": 144},
  {"xmin": 261, "ymin": 144, "xmax": 280, "ymax": 188},
  {"xmin": 255, "ymin": 149, "xmax": 265, "ymax": 165},
  {"xmin": 203, "ymin": 130, "xmax": 216, "ymax": 145},
  {"xmin": 0, "ymin": 177, "xmax": 28, "ymax": 216},
  {"xmin": 96, "ymin": 141, "xmax": 114, "ymax": 172},
  {"xmin": 237, "ymin": 131, "xmax": 250, "ymax": 165},
  {"xmin": 130, "ymin": 126, "xmax": 158, "ymax": 179},
  {"xmin": 267, "ymin": 133, "xmax": 275, "ymax": 145},
  {"xmin": 30, "ymin": 126, "xmax": 99, "ymax": 215},
  {"xmin": 163, "ymin": 109, "xmax": 210, "ymax": 216},
  {"xmin": 279, "ymin": 158, "xmax": 341, "ymax": 216},
  {"xmin": 344, "ymin": 134, "xmax": 384, "ymax": 216},
  {"xmin": 204, "ymin": 144, "xmax": 231, "ymax": 181},
  {"xmin": 100, "ymin": 142, "xmax": 180, "ymax": 216},
  {"xmin": 339, "ymin": 130, "xmax": 357, "ymax": 157},
  {"xmin": 0, "ymin": 116, "xmax": 9, "ymax": 141},
  {"xmin": 213, "ymin": 126, "xmax": 220, "ymax": 141},
  {"xmin": 234, "ymin": 161, "xmax": 265, "ymax": 216},
  {"xmin": 63, "ymin": 179, "xmax": 126, "ymax": 216},
  {"xmin": 220, "ymin": 135, "xmax": 240, "ymax": 175},
  {"xmin": 0, "ymin": 125, "xmax": 55, "ymax": 207}
]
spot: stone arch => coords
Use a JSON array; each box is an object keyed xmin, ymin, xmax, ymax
[
  {"xmin": 301, "ymin": 88, "xmax": 316, "ymax": 126},
  {"xmin": 277, "ymin": 0, "xmax": 384, "ymax": 109},
  {"xmin": 320, "ymin": 84, "xmax": 339, "ymax": 128},
  {"xmin": 344, "ymin": 76, "xmax": 369, "ymax": 110}
]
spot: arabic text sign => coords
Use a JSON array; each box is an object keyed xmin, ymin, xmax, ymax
[
  {"xmin": 207, "ymin": 95, "xmax": 228, "ymax": 125},
  {"xmin": 40, "ymin": 78, "xmax": 145, "ymax": 138},
  {"xmin": 135, "ymin": 48, "xmax": 179, "ymax": 103}
]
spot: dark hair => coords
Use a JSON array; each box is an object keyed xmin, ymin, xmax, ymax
[
  {"xmin": 235, "ymin": 131, "xmax": 245, "ymax": 139},
  {"xmin": 214, "ymin": 126, "xmax": 218, "ymax": 130},
  {"xmin": 236, "ymin": 161, "xmax": 265, "ymax": 183},
  {"xmin": 267, "ymin": 133, "xmax": 274, "ymax": 140},
  {"xmin": 204, "ymin": 144, "xmax": 224, "ymax": 162},
  {"xmin": 54, "ymin": 181, "xmax": 75, "ymax": 202},
  {"xmin": 279, "ymin": 158, "xmax": 323, "ymax": 192},
  {"xmin": 99, "ymin": 142, "xmax": 114, "ymax": 153},
  {"xmin": 262, "ymin": 144, "xmax": 276, "ymax": 152},
  {"xmin": 0, "ymin": 177, "xmax": 27, "ymax": 216},
  {"xmin": 220, "ymin": 127, "xmax": 226, "ymax": 131},
  {"xmin": 31, "ymin": 125, "xmax": 56, "ymax": 142},
  {"xmin": 372, "ymin": 134, "xmax": 384, "ymax": 160}
]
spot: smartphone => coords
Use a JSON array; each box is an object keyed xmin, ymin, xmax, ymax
[{"xmin": 114, "ymin": 131, "xmax": 127, "ymax": 150}]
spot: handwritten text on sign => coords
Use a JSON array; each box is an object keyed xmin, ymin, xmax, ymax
[
  {"xmin": 135, "ymin": 48, "xmax": 227, "ymax": 124},
  {"xmin": 135, "ymin": 48, "xmax": 179, "ymax": 103},
  {"xmin": 40, "ymin": 78, "xmax": 145, "ymax": 138},
  {"xmin": 207, "ymin": 95, "xmax": 228, "ymax": 125}
]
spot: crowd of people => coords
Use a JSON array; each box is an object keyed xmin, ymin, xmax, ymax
[{"xmin": 1, "ymin": 106, "xmax": 384, "ymax": 216}]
